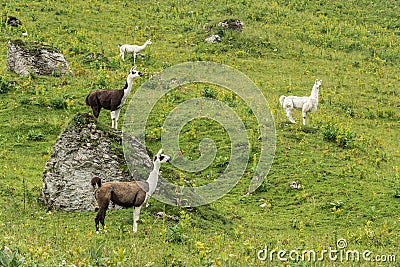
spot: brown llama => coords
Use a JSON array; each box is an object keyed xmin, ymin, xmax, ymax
[{"xmin": 91, "ymin": 149, "xmax": 171, "ymax": 233}]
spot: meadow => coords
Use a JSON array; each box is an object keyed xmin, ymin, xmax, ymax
[{"xmin": 0, "ymin": 0, "xmax": 399, "ymax": 266}]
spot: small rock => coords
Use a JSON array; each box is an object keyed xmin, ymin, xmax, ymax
[
  {"xmin": 218, "ymin": 19, "xmax": 244, "ymax": 31},
  {"xmin": 83, "ymin": 52, "xmax": 109, "ymax": 64},
  {"xmin": 156, "ymin": 212, "xmax": 179, "ymax": 221},
  {"xmin": 260, "ymin": 203, "xmax": 267, "ymax": 208},
  {"xmin": 289, "ymin": 180, "xmax": 301, "ymax": 190},
  {"xmin": 205, "ymin": 34, "xmax": 222, "ymax": 43},
  {"xmin": 7, "ymin": 16, "xmax": 22, "ymax": 27}
]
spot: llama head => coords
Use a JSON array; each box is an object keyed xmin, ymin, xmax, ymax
[
  {"xmin": 127, "ymin": 66, "xmax": 143, "ymax": 80},
  {"xmin": 311, "ymin": 79, "xmax": 322, "ymax": 99},
  {"xmin": 153, "ymin": 149, "xmax": 171, "ymax": 165},
  {"xmin": 145, "ymin": 39, "xmax": 152, "ymax": 45},
  {"xmin": 314, "ymin": 79, "xmax": 322, "ymax": 88}
]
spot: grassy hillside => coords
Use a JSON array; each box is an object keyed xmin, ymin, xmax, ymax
[{"xmin": 1, "ymin": 0, "xmax": 399, "ymax": 266}]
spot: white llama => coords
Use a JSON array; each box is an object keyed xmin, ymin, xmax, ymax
[
  {"xmin": 118, "ymin": 39, "xmax": 152, "ymax": 63},
  {"xmin": 279, "ymin": 79, "xmax": 322, "ymax": 125}
]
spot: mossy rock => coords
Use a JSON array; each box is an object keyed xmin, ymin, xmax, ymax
[
  {"xmin": 10, "ymin": 39, "xmax": 60, "ymax": 55},
  {"xmin": 7, "ymin": 39, "xmax": 69, "ymax": 76}
]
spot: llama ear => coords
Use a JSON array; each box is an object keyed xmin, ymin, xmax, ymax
[{"xmin": 157, "ymin": 148, "xmax": 163, "ymax": 156}]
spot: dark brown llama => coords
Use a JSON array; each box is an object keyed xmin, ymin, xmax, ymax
[{"xmin": 85, "ymin": 66, "xmax": 142, "ymax": 129}]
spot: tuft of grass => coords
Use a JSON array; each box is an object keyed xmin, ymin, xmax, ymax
[
  {"xmin": 26, "ymin": 130, "xmax": 44, "ymax": 142},
  {"xmin": 0, "ymin": 247, "xmax": 25, "ymax": 267}
]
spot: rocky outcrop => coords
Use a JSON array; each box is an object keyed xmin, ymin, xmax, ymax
[
  {"xmin": 41, "ymin": 113, "xmax": 152, "ymax": 212},
  {"xmin": 7, "ymin": 40, "xmax": 70, "ymax": 76}
]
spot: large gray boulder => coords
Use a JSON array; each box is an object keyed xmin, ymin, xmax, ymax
[
  {"xmin": 41, "ymin": 113, "xmax": 152, "ymax": 212},
  {"xmin": 7, "ymin": 40, "xmax": 70, "ymax": 76}
]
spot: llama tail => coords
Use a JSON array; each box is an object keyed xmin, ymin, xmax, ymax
[
  {"xmin": 279, "ymin": 95, "xmax": 286, "ymax": 107},
  {"xmin": 91, "ymin": 176, "xmax": 102, "ymax": 188}
]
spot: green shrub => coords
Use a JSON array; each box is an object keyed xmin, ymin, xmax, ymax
[
  {"xmin": 49, "ymin": 97, "xmax": 67, "ymax": 109},
  {"xmin": 322, "ymin": 122, "xmax": 355, "ymax": 148},
  {"xmin": 71, "ymin": 113, "xmax": 95, "ymax": 128},
  {"xmin": 27, "ymin": 130, "xmax": 44, "ymax": 141},
  {"xmin": 87, "ymin": 240, "xmax": 109, "ymax": 266},
  {"xmin": 51, "ymin": 70, "xmax": 62, "ymax": 77},
  {"xmin": 48, "ymin": 94, "xmax": 75, "ymax": 109},
  {"xmin": 223, "ymin": 93, "xmax": 237, "ymax": 107},
  {"xmin": 166, "ymin": 211, "xmax": 191, "ymax": 243},
  {"xmin": 394, "ymin": 184, "xmax": 400, "ymax": 198},
  {"xmin": 393, "ymin": 168, "xmax": 400, "ymax": 198},
  {"xmin": 201, "ymin": 87, "xmax": 218, "ymax": 99},
  {"xmin": 0, "ymin": 76, "xmax": 14, "ymax": 94},
  {"xmin": 376, "ymin": 109, "xmax": 397, "ymax": 120},
  {"xmin": 322, "ymin": 123, "xmax": 339, "ymax": 142},
  {"xmin": 19, "ymin": 96, "xmax": 32, "ymax": 105}
]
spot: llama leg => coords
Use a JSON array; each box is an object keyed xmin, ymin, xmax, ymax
[
  {"xmin": 286, "ymin": 108, "xmax": 296, "ymax": 124},
  {"xmin": 95, "ymin": 203, "xmax": 109, "ymax": 232},
  {"xmin": 133, "ymin": 52, "xmax": 136, "ymax": 64},
  {"xmin": 302, "ymin": 111, "xmax": 307, "ymax": 125},
  {"xmin": 133, "ymin": 206, "xmax": 142, "ymax": 233},
  {"xmin": 91, "ymin": 106, "xmax": 100, "ymax": 118},
  {"xmin": 95, "ymin": 210, "xmax": 102, "ymax": 232},
  {"xmin": 114, "ymin": 109, "xmax": 121, "ymax": 130},
  {"xmin": 302, "ymin": 105, "xmax": 310, "ymax": 125},
  {"xmin": 120, "ymin": 51, "xmax": 125, "ymax": 61},
  {"xmin": 110, "ymin": 111, "xmax": 116, "ymax": 129},
  {"xmin": 145, "ymin": 194, "xmax": 150, "ymax": 208}
]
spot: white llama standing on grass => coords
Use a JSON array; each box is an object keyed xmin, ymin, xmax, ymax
[
  {"xmin": 279, "ymin": 79, "xmax": 322, "ymax": 125},
  {"xmin": 118, "ymin": 39, "xmax": 152, "ymax": 63}
]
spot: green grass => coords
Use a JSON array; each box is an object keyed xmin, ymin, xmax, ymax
[{"xmin": 1, "ymin": 0, "xmax": 399, "ymax": 266}]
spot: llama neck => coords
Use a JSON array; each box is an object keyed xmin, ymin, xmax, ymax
[
  {"xmin": 310, "ymin": 86, "xmax": 319, "ymax": 101},
  {"xmin": 139, "ymin": 42, "xmax": 149, "ymax": 51},
  {"xmin": 119, "ymin": 78, "xmax": 135, "ymax": 107},
  {"xmin": 124, "ymin": 78, "xmax": 134, "ymax": 94},
  {"xmin": 147, "ymin": 164, "xmax": 160, "ymax": 195}
]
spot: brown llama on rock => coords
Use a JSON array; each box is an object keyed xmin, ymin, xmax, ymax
[{"xmin": 85, "ymin": 66, "xmax": 142, "ymax": 129}]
